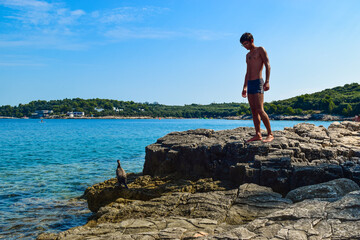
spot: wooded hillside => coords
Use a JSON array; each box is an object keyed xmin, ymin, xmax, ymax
[{"xmin": 1, "ymin": 83, "xmax": 358, "ymax": 118}]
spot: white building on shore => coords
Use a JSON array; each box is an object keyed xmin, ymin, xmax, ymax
[
  {"xmin": 66, "ymin": 112, "xmax": 85, "ymax": 117},
  {"xmin": 113, "ymin": 107, "xmax": 124, "ymax": 112},
  {"xmin": 31, "ymin": 110, "xmax": 53, "ymax": 118}
]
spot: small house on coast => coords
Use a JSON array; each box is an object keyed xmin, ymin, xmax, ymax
[
  {"xmin": 30, "ymin": 110, "xmax": 53, "ymax": 118},
  {"xmin": 66, "ymin": 112, "xmax": 85, "ymax": 118}
]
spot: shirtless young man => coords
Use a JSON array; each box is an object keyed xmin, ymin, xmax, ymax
[{"xmin": 240, "ymin": 32, "xmax": 274, "ymax": 142}]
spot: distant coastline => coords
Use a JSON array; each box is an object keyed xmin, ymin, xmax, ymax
[
  {"xmin": 0, "ymin": 114, "xmax": 354, "ymax": 121},
  {"xmin": 1, "ymin": 83, "xmax": 359, "ymax": 120},
  {"xmin": 226, "ymin": 114, "xmax": 354, "ymax": 121}
]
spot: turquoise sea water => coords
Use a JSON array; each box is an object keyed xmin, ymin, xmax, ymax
[{"xmin": 0, "ymin": 119, "xmax": 333, "ymax": 239}]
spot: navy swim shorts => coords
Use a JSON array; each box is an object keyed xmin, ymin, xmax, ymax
[{"xmin": 247, "ymin": 78, "xmax": 264, "ymax": 94}]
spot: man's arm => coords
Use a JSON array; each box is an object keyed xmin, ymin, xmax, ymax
[
  {"xmin": 259, "ymin": 47, "xmax": 271, "ymax": 91},
  {"xmin": 242, "ymin": 56, "xmax": 250, "ymax": 98}
]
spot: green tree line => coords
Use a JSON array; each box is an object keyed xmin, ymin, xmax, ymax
[
  {"xmin": 0, "ymin": 83, "xmax": 359, "ymax": 118},
  {"xmin": 265, "ymin": 82, "xmax": 359, "ymax": 116}
]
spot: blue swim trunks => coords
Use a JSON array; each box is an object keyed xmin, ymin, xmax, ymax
[{"xmin": 247, "ymin": 78, "xmax": 264, "ymax": 94}]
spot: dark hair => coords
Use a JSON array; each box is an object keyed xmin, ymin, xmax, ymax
[{"xmin": 240, "ymin": 32, "xmax": 253, "ymax": 43}]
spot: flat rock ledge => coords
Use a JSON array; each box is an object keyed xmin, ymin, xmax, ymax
[
  {"xmin": 37, "ymin": 121, "xmax": 360, "ymax": 240},
  {"xmin": 38, "ymin": 179, "xmax": 360, "ymax": 239}
]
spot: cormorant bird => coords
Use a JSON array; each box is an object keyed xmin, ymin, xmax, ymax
[{"xmin": 116, "ymin": 160, "xmax": 128, "ymax": 189}]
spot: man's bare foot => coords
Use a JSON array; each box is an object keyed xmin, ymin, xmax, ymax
[
  {"xmin": 246, "ymin": 135, "xmax": 262, "ymax": 142},
  {"xmin": 193, "ymin": 231, "xmax": 208, "ymax": 238},
  {"xmin": 262, "ymin": 133, "xmax": 274, "ymax": 143}
]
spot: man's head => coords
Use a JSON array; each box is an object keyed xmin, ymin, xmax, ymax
[{"xmin": 240, "ymin": 32, "xmax": 254, "ymax": 50}]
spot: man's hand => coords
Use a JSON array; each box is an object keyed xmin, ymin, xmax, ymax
[
  {"xmin": 242, "ymin": 88, "xmax": 247, "ymax": 98},
  {"xmin": 263, "ymin": 82, "xmax": 270, "ymax": 91}
]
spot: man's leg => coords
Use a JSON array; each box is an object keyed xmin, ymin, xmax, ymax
[
  {"xmin": 247, "ymin": 93, "xmax": 262, "ymax": 142},
  {"xmin": 251, "ymin": 93, "xmax": 274, "ymax": 142}
]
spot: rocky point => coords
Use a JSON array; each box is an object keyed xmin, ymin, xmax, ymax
[{"xmin": 38, "ymin": 121, "xmax": 360, "ymax": 239}]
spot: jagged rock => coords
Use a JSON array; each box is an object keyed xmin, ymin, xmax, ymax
[
  {"xmin": 37, "ymin": 216, "xmax": 221, "ymax": 240},
  {"xmin": 290, "ymin": 164, "xmax": 344, "ymax": 189},
  {"xmin": 94, "ymin": 189, "xmax": 237, "ymax": 224},
  {"xmin": 38, "ymin": 122, "xmax": 360, "ymax": 239},
  {"xmin": 84, "ymin": 175, "xmax": 235, "ymax": 212},
  {"xmin": 37, "ymin": 187, "xmax": 360, "ymax": 240},
  {"xmin": 84, "ymin": 181, "xmax": 291, "ymax": 228},
  {"xmin": 292, "ymin": 123, "xmax": 329, "ymax": 140},
  {"xmin": 227, "ymin": 183, "xmax": 292, "ymax": 224},
  {"xmin": 91, "ymin": 182, "xmax": 291, "ymax": 226},
  {"xmin": 342, "ymin": 161, "xmax": 360, "ymax": 185},
  {"xmin": 285, "ymin": 178, "xmax": 360, "ymax": 202},
  {"xmin": 144, "ymin": 122, "xmax": 360, "ymax": 194},
  {"xmin": 143, "ymin": 127, "xmax": 257, "ymax": 179},
  {"xmin": 210, "ymin": 191, "xmax": 360, "ymax": 240},
  {"xmin": 330, "ymin": 121, "xmax": 360, "ymax": 131}
]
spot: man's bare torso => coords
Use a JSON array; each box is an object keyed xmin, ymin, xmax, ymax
[{"xmin": 246, "ymin": 47, "xmax": 265, "ymax": 81}]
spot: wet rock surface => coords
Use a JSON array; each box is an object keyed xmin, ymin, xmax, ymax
[{"xmin": 38, "ymin": 122, "xmax": 360, "ymax": 239}]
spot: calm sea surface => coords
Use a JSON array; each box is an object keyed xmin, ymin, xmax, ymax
[{"xmin": 0, "ymin": 119, "xmax": 333, "ymax": 239}]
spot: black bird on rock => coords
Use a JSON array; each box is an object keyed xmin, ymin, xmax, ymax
[{"xmin": 116, "ymin": 160, "xmax": 128, "ymax": 189}]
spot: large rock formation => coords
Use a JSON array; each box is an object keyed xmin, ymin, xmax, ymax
[
  {"xmin": 144, "ymin": 122, "xmax": 360, "ymax": 194},
  {"xmin": 38, "ymin": 121, "xmax": 360, "ymax": 239},
  {"xmin": 84, "ymin": 174, "xmax": 236, "ymax": 213},
  {"xmin": 285, "ymin": 178, "xmax": 360, "ymax": 203},
  {"xmin": 38, "ymin": 179, "xmax": 360, "ymax": 239},
  {"xmin": 210, "ymin": 190, "xmax": 360, "ymax": 240}
]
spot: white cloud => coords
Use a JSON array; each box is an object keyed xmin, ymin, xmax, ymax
[
  {"xmin": 1, "ymin": 0, "xmax": 86, "ymax": 26},
  {"xmin": 0, "ymin": 1, "xmax": 230, "ymax": 50},
  {"xmin": 104, "ymin": 27, "xmax": 234, "ymax": 41},
  {"xmin": 97, "ymin": 6, "xmax": 168, "ymax": 24},
  {"xmin": 105, "ymin": 27, "xmax": 179, "ymax": 40},
  {"xmin": 0, "ymin": 34, "xmax": 90, "ymax": 50},
  {"xmin": 71, "ymin": 9, "xmax": 85, "ymax": 16},
  {"xmin": 1, "ymin": 0, "xmax": 51, "ymax": 9},
  {"xmin": 99, "ymin": 8, "xmax": 135, "ymax": 23}
]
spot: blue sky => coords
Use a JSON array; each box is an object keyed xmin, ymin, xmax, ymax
[{"xmin": 1, "ymin": 0, "xmax": 359, "ymax": 106}]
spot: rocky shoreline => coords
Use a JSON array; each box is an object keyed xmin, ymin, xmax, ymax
[
  {"xmin": 226, "ymin": 113, "xmax": 353, "ymax": 121},
  {"xmin": 38, "ymin": 121, "xmax": 360, "ymax": 239}
]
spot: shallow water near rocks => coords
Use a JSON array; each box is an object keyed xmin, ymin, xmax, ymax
[{"xmin": 0, "ymin": 119, "xmax": 332, "ymax": 239}]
